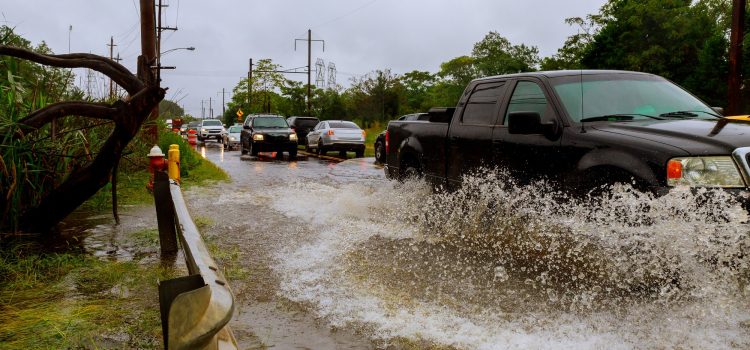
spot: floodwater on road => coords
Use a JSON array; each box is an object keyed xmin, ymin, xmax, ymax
[{"xmin": 191, "ymin": 143, "xmax": 750, "ymax": 349}]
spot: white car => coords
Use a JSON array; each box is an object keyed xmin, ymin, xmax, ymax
[
  {"xmin": 198, "ymin": 119, "xmax": 225, "ymax": 142},
  {"xmin": 305, "ymin": 120, "xmax": 366, "ymax": 157},
  {"xmin": 222, "ymin": 125, "xmax": 242, "ymax": 150}
]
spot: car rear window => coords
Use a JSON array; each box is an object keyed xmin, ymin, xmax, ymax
[
  {"xmin": 228, "ymin": 126, "xmax": 242, "ymax": 133},
  {"xmin": 329, "ymin": 121, "xmax": 359, "ymax": 129},
  {"xmin": 294, "ymin": 118, "xmax": 319, "ymax": 127},
  {"xmin": 202, "ymin": 120, "xmax": 222, "ymax": 126}
]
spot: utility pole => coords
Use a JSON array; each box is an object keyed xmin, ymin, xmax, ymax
[
  {"xmin": 248, "ymin": 58, "xmax": 253, "ymax": 112},
  {"xmin": 219, "ymin": 88, "xmax": 228, "ymax": 116},
  {"xmin": 209, "ymin": 97, "xmax": 213, "ymax": 119},
  {"xmin": 140, "ymin": 0, "xmax": 157, "ymax": 141},
  {"xmin": 201, "ymin": 100, "xmax": 205, "ymax": 119},
  {"xmin": 728, "ymin": 0, "xmax": 746, "ymax": 115},
  {"xmin": 295, "ymin": 30, "xmax": 324, "ymax": 117},
  {"xmin": 107, "ymin": 36, "xmax": 117, "ymax": 99}
]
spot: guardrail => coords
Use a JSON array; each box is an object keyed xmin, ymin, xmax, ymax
[{"xmin": 153, "ymin": 170, "xmax": 237, "ymax": 350}]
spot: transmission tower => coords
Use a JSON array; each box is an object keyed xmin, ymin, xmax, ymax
[
  {"xmin": 315, "ymin": 58, "xmax": 325, "ymax": 88},
  {"xmin": 327, "ymin": 62, "xmax": 337, "ymax": 90}
]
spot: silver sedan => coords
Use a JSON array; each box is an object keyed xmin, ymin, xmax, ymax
[{"xmin": 306, "ymin": 120, "xmax": 366, "ymax": 157}]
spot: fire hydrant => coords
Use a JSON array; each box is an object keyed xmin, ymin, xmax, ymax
[
  {"xmin": 168, "ymin": 144, "xmax": 180, "ymax": 183},
  {"xmin": 147, "ymin": 145, "xmax": 166, "ymax": 191}
]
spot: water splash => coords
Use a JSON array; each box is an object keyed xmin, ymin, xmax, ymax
[{"xmin": 266, "ymin": 169, "xmax": 750, "ymax": 349}]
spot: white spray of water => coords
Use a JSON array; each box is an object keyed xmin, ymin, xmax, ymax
[{"xmin": 265, "ymin": 170, "xmax": 750, "ymax": 349}]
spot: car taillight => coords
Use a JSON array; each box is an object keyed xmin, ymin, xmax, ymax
[
  {"xmin": 362, "ymin": 130, "xmax": 366, "ymax": 138},
  {"xmin": 385, "ymin": 130, "xmax": 389, "ymax": 154},
  {"xmin": 327, "ymin": 130, "xmax": 334, "ymax": 136}
]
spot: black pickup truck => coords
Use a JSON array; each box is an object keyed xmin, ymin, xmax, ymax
[{"xmin": 385, "ymin": 70, "xmax": 750, "ymax": 199}]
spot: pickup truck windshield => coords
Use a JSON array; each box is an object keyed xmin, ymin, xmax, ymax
[
  {"xmin": 253, "ymin": 117, "xmax": 289, "ymax": 128},
  {"xmin": 550, "ymin": 74, "xmax": 717, "ymax": 122},
  {"xmin": 202, "ymin": 120, "xmax": 222, "ymax": 126},
  {"xmin": 228, "ymin": 126, "xmax": 242, "ymax": 133}
]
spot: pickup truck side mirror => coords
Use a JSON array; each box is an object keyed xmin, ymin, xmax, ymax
[{"xmin": 508, "ymin": 112, "xmax": 560, "ymax": 139}]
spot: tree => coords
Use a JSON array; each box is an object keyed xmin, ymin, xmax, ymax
[
  {"xmin": 0, "ymin": 27, "xmax": 164, "ymax": 233},
  {"xmin": 347, "ymin": 69, "xmax": 404, "ymax": 125},
  {"xmin": 471, "ymin": 31, "xmax": 540, "ymax": 76},
  {"xmin": 399, "ymin": 70, "xmax": 436, "ymax": 112}
]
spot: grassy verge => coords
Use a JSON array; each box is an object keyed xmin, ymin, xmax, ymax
[
  {"xmin": 0, "ymin": 230, "xmax": 179, "ymax": 349},
  {"xmin": 83, "ymin": 136, "xmax": 229, "ymax": 211}
]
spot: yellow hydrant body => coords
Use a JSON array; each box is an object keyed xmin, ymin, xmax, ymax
[{"xmin": 168, "ymin": 144, "xmax": 181, "ymax": 183}]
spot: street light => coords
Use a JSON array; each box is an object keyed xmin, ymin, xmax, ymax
[{"xmin": 160, "ymin": 46, "xmax": 195, "ymax": 56}]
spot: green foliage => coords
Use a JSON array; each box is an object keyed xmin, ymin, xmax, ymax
[
  {"xmin": 471, "ymin": 31, "xmax": 540, "ymax": 76},
  {"xmin": 158, "ymin": 99, "xmax": 184, "ymax": 120},
  {"xmin": 580, "ymin": 0, "xmax": 732, "ymax": 107},
  {"xmin": 0, "ymin": 25, "xmax": 109, "ymax": 232},
  {"xmin": 158, "ymin": 131, "xmax": 202, "ymax": 175}
]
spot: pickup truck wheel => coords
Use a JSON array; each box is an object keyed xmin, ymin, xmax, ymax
[
  {"xmin": 403, "ymin": 166, "xmax": 422, "ymax": 180},
  {"xmin": 289, "ymin": 149, "xmax": 298, "ymax": 159},
  {"xmin": 374, "ymin": 141, "xmax": 385, "ymax": 162}
]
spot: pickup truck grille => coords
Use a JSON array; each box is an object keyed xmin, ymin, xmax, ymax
[{"xmin": 732, "ymin": 147, "xmax": 750, "ymax": 187}]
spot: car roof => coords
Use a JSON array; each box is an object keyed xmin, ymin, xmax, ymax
[{"xmin": 473, "ymin": 69, "xmax": 658, "ymax": 83}]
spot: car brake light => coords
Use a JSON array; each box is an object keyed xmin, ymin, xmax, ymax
[
  {"xmin": 667, "ymin": 159, "xmax": 682, "ymax": 180},
  {"xmin": 385, "ymin": 130, "xmax": 389, "ymax": 154},
  {"xmin": 362, "ymin": 130, "xmax": 366, "ymax": 138},
  {"xmin": 327, "ymin": 130, "xmax": 334, "ymax": 136}
]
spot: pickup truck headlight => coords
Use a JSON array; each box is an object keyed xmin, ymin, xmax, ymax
[
  {"xmin": 252, "ymin": 134, "xmax": 264, "ymax": 141},
  {"xmin": 229, "ymin": 136, "xmax": 236, "ymax": 141},
  {"xmin": 201, "ymin": 128, "xmax": 208, "ymax": 133},
  {"xmin": 289, "ymin": 133, "xmax": 298, "ymax": 141},
  {"xmin": 667, "ymin": 156, "xmax": 745, "ymax": 187}
]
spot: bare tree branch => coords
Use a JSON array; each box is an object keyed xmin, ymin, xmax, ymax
[
  {"xmin": 0, "ymin": 46, "xmax": 145, "ymax": 94},
  {"xmin": 19, "ymin": 101, "xmax": 118, "ymax": 130}
]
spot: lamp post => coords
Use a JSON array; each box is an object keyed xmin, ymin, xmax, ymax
[{"xmin": 160, "ymin": 46, "xmax": 196, "ymax": 56}]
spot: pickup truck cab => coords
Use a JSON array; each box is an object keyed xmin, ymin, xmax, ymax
[
  {"xmin": 198, "ymin": 119, "xmax": 226, "ymax": 142},
  {"xmin": 385, "ymin": 70, "xmax": 750, "ymax": 201}
]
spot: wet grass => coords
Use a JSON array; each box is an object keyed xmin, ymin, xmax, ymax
[
  {"xmin": 0, "ymin": 230, "xmax": 180, "ymax": 349},
  {"xmin": 82, "ymin": 149, "xmax": 229, "ymax": 212}
]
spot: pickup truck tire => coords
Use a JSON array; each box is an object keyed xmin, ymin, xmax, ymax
[
  {"xmin": 374, "ymin": 141, "xmax": 385, "ymax": 163},
  {"xmin": 289, "ymin": 149, "xmax": 298, "ymax": 159},
  {"xmin": 403, "ymin": 166, "xmax": 421, "ymax": 180}
]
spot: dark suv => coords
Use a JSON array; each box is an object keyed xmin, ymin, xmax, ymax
[
  {"xmin": 286, "ymin": 116, "xmax": 320, "ymax": 146},
  {"xmin": 240, "ymin": 114, "xmax": 298, "ymax": 158}
]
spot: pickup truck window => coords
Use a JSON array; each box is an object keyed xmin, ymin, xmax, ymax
[
  {"xmin": 504, "ymin": 81, "xmax": 549, "ymax": 125},
  {"xmin": 550, "ymin": 74, "xmax": 716, "ymax": 122},
  {"xmin": 462, "ymin": 82, "xmax": 505, "ymax": 125}
]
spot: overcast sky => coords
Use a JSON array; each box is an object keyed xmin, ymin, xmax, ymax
[{"xmin": 2, "ymin": 0, "xmax": 606, "ymax": 117}]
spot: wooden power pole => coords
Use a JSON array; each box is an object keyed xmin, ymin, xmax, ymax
[
  {"xmin": 140, "ymin": 0, "xmax": 158, "ymax": 141},
  {"xmin": 728, "ymin": 0, "xmax": 746, "ymax": 115}
]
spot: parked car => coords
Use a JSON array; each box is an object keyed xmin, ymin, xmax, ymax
[
  {"xmin": 385, "ymin": 70, "xmax": 749, "ymax": 208},
  {"xmin": 287, "ymin": 116, "xmax": 320, "ymax": 146},
  {"xmin": 223, "ymin": 125, "xmax": 242, "ymax": 150},
  {"xmin": 374, "ymin": 113, "xmax": 428, "ymax": 163},
  {"xmin": 198, "ymin": 119, "xmax": 225, "ymax": 142},
  {"xmin": 306, "ymin": 120, "xmax": 366, "ymax": 157},
  {"xmin": 240, "ymin": 114, "xmax": 298, "ymax": 158}
]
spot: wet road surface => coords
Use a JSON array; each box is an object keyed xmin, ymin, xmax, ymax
[{"xmin": 186, "ymin": 142, "xmax": 750, "ymax": 349}]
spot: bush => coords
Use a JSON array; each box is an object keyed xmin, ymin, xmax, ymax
[{"xmin": 158, "ymin": 131, "xmax": 202, "ymax": 176}]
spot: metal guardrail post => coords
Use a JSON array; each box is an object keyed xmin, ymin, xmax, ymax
[
  {"xmin": 154, "ymin": 171, "xmax": 178, "ymax": 254},
  {"xmin": 154, "ymin": 174, "xmax": 237, "ymax": 350}
]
